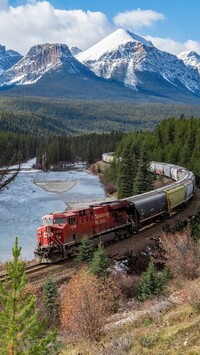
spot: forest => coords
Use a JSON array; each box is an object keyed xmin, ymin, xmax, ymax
[
  {"xmin": 1, "ymin": 96, "xmax": 200, "ymax": 134},
  {"xmin": 1, "ymin": 114, "xmax": 200, "ymax": 198},
  {"xmin": 104, "ymin": 115, "xmax": 200, "ymax": 197},
  {"xmin": 1, "ymin": 115, "xmax": 200, "ymax": 176}
]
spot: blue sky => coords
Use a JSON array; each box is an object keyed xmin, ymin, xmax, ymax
[{"xmin": 1, "ymin": 0, "xmax": 200, "ymax": 55}]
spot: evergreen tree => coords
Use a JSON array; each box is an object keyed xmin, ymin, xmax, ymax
[
  {"xmin": 132, "ymin": 148, "xmax": 154, "ymax": 195},
  {"xmin": 76, "ymin": 236, "xmax": 94, "ymax": 264},
  {"xmin": 117, "ymin": 142, "xmax": 137, "ymax": 198},
  {"xmin": 43, "ymin": 276, "xmax": 59, "ymax": 326},
  {"xmin": 85, "ymin": 140, "xmax": 94, "ymax": 166},
  {"xmin": 190, "ymin": 204, "xmax": 200, "ymax": 242},
  {"xmin": 137, "ymin": 260, "xmax": 164, "ymax": 301},
  {"xmin": 0, "ymin": 238, "xmax": 57, "ymax": 354},
  {"xmin": 89, "ymin": 243, "xmax": 110, "ymax": 279}
]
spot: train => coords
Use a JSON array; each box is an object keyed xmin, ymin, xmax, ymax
[{"xmin": 35, "ymin": 160, "xmax": 196, "ymax": 263}]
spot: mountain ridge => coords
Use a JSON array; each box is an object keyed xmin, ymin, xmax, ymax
[
  {"xmin": 0, "ymin": 29, "xmax": 199, "ymax": 104},
  {"xmin": 77, "ymin": 29, "xmax": 200, "ymax": 96}
]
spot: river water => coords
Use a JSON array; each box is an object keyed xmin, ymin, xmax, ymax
[{"xmin": 0, "ymin": 159, "xmax": 105, "ymax": 262}]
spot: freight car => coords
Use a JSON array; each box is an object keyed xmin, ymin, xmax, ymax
[{"xmin": 35, "ymin": 161, "xmax": 196, "ymax": 263}]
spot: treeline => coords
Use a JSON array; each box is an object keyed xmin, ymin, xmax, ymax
[
  {"xmin": 1, "ymin": 114, "xmax": 200, "ymax": 181},
  {"xmin": 0, "ymin": 131, "xmax": 123, "ymax": 167},
  {"xmin": 36, "ymin": 132, "xmax": 123, "ymax": 167},
  {"xmin": 0, "ymin": 131, "xmax": 36, "ymax": 166},
  {"xmin": 105, "ymin": 115, "xmax": 200, "ymax": 196}
]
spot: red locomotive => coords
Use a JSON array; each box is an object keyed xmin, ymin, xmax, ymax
[{"xmin": 35, "ymin": 200, "xmax": 132, "ymax": 263}]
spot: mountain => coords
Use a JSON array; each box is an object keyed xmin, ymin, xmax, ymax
[
  {"xmin": 70, "ymin": 46, "xmax": 82, "ymax": 56},
  {"xmin": 77, "ymin": 29, "xmax": 200, "ymax": 98},
  {"xmin": 0, "ymin": 42, "xmax": 152, "ymax": 102},
  {"xmin": 0, "ymin": 45, "xmax": 22, "ymax": 75},
  {"xmin": 0, "ymin": 43, "xmax": 91, "ymax": 86},
  {"xmin": 178, "ymin": 51, "xmax": 200, "ymax": 74},
  {"xmin": 0, "ymin": 32, "xmax": 199, "ymax": 103}
]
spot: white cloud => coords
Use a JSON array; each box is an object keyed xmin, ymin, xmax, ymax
[
  {"xmin": 145, "ymin": 35, "xmax": 200, "ymax": 55},
  {"xmin": 0, "ymin": 2, "xmax": 199, "ymax": 57},
  {"xmin": 0, "ymin": 1, "xmax": 113, "ymax": 54},
  {"xmin": 113, "ymin": 8, "xmax": 165, "ymax": 30}
]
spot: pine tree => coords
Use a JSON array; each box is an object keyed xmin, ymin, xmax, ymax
[
  {"xmin": 132, "ymin": 148, "xmax": 154, "ymax": 195},
  {"xmin": 117, "ymin": 142, "xmax": 137, "ymax": 198},
  {"xmin": 137, "ymin": 260, "xmax": 164, "ymax": 301},
  {"xmin": 190, "ymin": 203, "xmax": 200, "ymax": 242},
  {"xmin": 0, "ymin": 238, "xmax": 57, "ymax": 354},
  {"xmin": 43, "ymin": 276, "xmax": 59, "ymax": 326},
  {"xmin": 76, "ymin": 236, "xmax": 94, "ymax": 264},
  {"xmin": 89, "ymin": 243, "xmax": 110, "ymax": 279}
]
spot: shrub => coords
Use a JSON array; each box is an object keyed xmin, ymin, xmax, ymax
[
  {"xmin": 186, "ymin": 282, "xmax": 200, "ymax": 312},
  {"xmin": 76, "ymin": 236, "xmax": 94, "ymax": 264},
  {"xmin": 89, "ymin": 242, "xmax": 110, "ymax": 279},
  {"xmin": 140, "ymin": 335, "xmax": 158, "ymax": 348},
  {"xmin": 160, "ymin": 229, "xmax": 200, "ymax": 280},
  {"xmin": 60, "ymin": 267, "xmax": 121, "ymax": 340},
  {"xmin": 137, "ymin": 261, "xmax": 169, "ymax": 301},
  {"xmin": 43, "ymin": 276, "xmax": 59, "ymax": 326}
]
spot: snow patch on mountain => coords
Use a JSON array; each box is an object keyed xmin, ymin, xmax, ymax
[{"xmin": 178, "ymin": 51, "xmax": 200, "ymax": 74}]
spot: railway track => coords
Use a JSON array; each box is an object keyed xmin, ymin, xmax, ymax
[{"xmin": 0, "ymin": 263, "xmax": 52, "ymax": 283}]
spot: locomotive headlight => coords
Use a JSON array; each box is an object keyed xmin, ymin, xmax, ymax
[{"xmin": 46, "ymin": 227, "xmax": 51, "ymax": 232}]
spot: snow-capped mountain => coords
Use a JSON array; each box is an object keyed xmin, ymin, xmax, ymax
[
  {"xmin": 77, "ymin": 29, "xmax": 200, "ymax": 95},
  {"xmin": 0, "ymin": 45, "xmax": 22, "ymax": 75},
  {"xmin": 178, "ymin": 51, "xmax": 200, "ymax": 74},
  {"xmin": 0, "ymin": 43, "xmax": 90, "ymax": 86},
  {"xmin": 0, "ymin": 30, "xmax": 199, "ymax": 103}
]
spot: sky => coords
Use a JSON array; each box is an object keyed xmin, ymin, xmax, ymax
[{"xmin": 0, "ymin": 0, "xmax": 200, "ymax": 56}]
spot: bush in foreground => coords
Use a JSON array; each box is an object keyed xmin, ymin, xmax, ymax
[{"xmin": 60, "ymin": 267, "xmax": 121, "ymax": 340}]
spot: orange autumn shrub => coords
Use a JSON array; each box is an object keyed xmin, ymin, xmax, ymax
[{"xmin": 60, "ymin": 267, "xmax": 121, "ymax": 340}]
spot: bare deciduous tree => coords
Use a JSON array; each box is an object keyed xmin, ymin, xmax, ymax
[{"xmin": 0, "ymin": 149, "xmax": 21, "ymax": 191}]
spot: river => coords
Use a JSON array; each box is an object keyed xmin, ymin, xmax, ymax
[{"xmin": 0, "ymin": 159, "xmax": 106, "ymax": 262}]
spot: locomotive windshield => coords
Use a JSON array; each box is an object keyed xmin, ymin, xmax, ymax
[
  {"xmin": 53, "ymin": 217, "xmax": 67, "ymax": 224},
  {"xmin": 42, "ymin": 217, "xmax": 53, "ymax": 225}
]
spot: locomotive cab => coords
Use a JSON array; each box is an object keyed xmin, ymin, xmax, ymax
[{"xmin": 35, "ymin": 212, "xmax": 68, "ymax": 262}]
